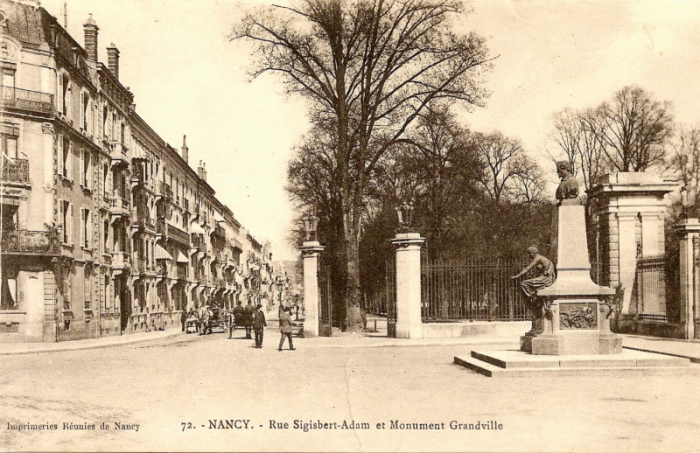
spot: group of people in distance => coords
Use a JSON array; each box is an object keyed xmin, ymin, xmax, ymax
[{"xmin": 180, "ymin": 300, "xmax": 296, "ymax": 351}]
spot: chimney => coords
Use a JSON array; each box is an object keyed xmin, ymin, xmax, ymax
[
  {"xmin": 181, "ymin": 135, "xmax": 189, "ymax": 164},
  {"xmin": 83, "ymin": 14, "xmax": 99, "ymax": 62},
  {"xmin": 197, "ymin": 160, "xmax": 204, "ymax": 179},
  {"xmin": 202, "ymin": 162, "xmax": 207, "ymax": 182},
  {"xmin": 106, "ymin": 43, "xmax": 120, "ymax": 79}
]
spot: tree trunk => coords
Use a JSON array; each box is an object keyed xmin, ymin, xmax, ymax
[{"xmin": 344, "ymin": 227, "xmax": 363, "ymax": 332}]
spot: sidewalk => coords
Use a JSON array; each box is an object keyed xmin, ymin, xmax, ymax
[
  {"xmin": 2, "ymin": 324, "xmax": 700, "ymax": 362},
  {"xmin": 621, "ymin": 334, "xmax": 700, "ymax": 363},
  {"xmin": 0, "ymin": 328, "xmax": 183, "ymax": 356}
]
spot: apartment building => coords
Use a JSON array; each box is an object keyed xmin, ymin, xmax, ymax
[{"xmin": 0, "ymin": 0, "xmax": 280, "ymax": 342}]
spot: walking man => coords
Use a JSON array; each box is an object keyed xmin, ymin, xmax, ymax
[
  {"xmin": 180, "ymin": 308, "xmax": 188, "ymax": 332},
  {"xmin": 278, "ymin": 306, "xmax": 295, "ymax": 351},
  {"xmin": 244, "ymin": 300, "xmax": 255, "ymax": 339},
  {"xmin": 252, "ymin": 304, "xmax": 267, "ymax": 348},
  {"xmin": 230, "ymin": 301, "xmax": 245, "ymax": 339}
]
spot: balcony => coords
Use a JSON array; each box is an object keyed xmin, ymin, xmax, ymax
[
  {"xmin": 1, "ymin": 158, "xmax": 29, "ymax": 185},
  {"xmin": 166, "ymin": 224, "xmax": 190, "ymax": 247},
  {"xmin": 0, "ymin": 229, "xmax": 60, "ymax": 255},
  {"xmin": 158, "ymin": 182, "xmax": 173, "ymax": 201},
  {"xmin": 109, "ymin": 196, "xmax": 130, "ymax": 217},
  {"xmin": 176, "ymin": 264, "xmax": 187, "ymax": 280},
  {"xmin": 156, "ymin": 262, "xmax": 168, "ymax": 280},
  {"xmin": 111, "ymin": 251, "xmax": 131, "ymax": 271},
  {"xmin": 1, "ymin": 86, "xmax": 54, "ymax": 117},
  {"xmin": 109, "ymin": 141, "xmax": 129, "ymax": 166},
  {"xmin": 212, "ymin": 223, "xmax": 226, "ymax": 239}
]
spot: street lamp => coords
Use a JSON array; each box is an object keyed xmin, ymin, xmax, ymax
[
  {"xmin": 396, "ymin": 202, "xmax": 414, "ymax": 232},
  {"xmin": 303, "ymin": 212, "xmax": 319, "ymax": 242}
]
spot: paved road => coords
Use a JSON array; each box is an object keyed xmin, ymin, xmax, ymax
[{"xmin": 1, "ymin": 331, "xmax": 699, "ymax": 452}]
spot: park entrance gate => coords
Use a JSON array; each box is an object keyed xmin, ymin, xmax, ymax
[{"xmin": 383, "ymin": 256, "xmax": 530, "ymax": 337}]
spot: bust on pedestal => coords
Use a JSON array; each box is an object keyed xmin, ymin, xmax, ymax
[{"xmin": 520, "ymin": 161, "xmax": 621, "ymax": 355}]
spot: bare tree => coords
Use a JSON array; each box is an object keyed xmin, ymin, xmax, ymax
[
  {"xmin": 510, "ymin": 154, "xmax": 546, "ymax": 204},
  {"xmin": 473, "ymin": 131, "xmax": 524, "ymax": 202},
  {"xmin": 551, "ymin": 107, "xmax": 608, "ymax": 191},
  {"xmin": 597, "ymin": 85, "xmax": 674, "ymax": 172},
  {"xmin": 232, "ymin": 0, "xmax": 492, "ymax": 330},
  {"xmin": 665, "ymin": 124, "xmax": 700, "ymax": 189}
]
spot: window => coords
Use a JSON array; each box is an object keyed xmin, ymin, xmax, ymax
[
  {"xmin": 2, "ymin": 65, "xmax": 15, "ymax": 91},
  {"xmin": 84, "ymin": 272, "xmax": 91, "ymax": 310},
  {"xmin": 104, "ymin": 274, "xmax": 109, "ymax": 312},
  {"xmin": 81, "ymin": 208, "xmax": 91, "ymax": 249},
  {"xmin": 81, "ymin": 149, "xmax": 91, "ymax": 188},
  {"xmin": 58, "ymin": 135, "xmax": 72, "ymax": 179},
  {"xmin": 0, "ymin": 122, "xmax": 18, "ymax": 159},
  {"xmin": 60, "ymin": 200, "xmax": 72, "ymax": 244},
  {"xmin": 103, "ymin": 164, "xmax": 108, "ymax": 196},
  {"xmin": 111, "ymin": 112, "xmax": 116, "ymax": 139},
  {"xmin": 0, "ymin": 268, "xmax": 18, "ymax": 310},
  {"xmin": 102, "ymin": 105, "xmax": 108, "ymax": 139},
  {"xmin": 81, "ymin": 91, "xmax": 90, "ymax": 131},
  {"xmin": 120, "ymin": 122, "xmax": 125, "ymax": 145},
  {"xmin": 103, "ymin": 217, "xmax": 109, "ymax": 252}
]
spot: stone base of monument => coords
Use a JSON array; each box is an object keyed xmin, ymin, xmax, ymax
[
  {"xmin": 454, "ymin": 349, "xmax": 693, "ymax": 377},
  {"xmin": 521, "ymin": 332, "xmax": 622, "ymax": 355}
]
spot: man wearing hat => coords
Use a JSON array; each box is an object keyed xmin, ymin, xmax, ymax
[
  {"xmin": 252, "ymin": 304, "xmax": 267, "ymax": 348},
  {"xmin": 278, "ymin": 306, "xmax": 296, "ymax": 351}
]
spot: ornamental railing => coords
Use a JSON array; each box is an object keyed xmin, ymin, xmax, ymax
[
  {"xmin": 1, "ymin": 158, "xmax": 29, "ymax": 184},
  {"xmin": 0, "ymin": 229, "xmax": 60, "ymax": 254},
  {"xmin": 1, "ymin": 87, "xmax": 54, "ymax": 115}
]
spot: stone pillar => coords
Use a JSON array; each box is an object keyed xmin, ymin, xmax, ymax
[
  {"xmin": 677, "ymin": 219, "xmax": 700, "ymax": 339},
  {"xmin": 391, "ymin": 233, "xmax": 425, "ymax": 339},
  {"xmin": 589, "ymin": 173, "xmax": 677, "ymax": 314},
  {"xmin": 301, "ymin": 241, "xmax": 324, "ymax": 338}
]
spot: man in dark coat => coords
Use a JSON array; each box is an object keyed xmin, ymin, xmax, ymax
[
  {"xmin": 278, "ymin": 307, "xmax": 295, "ymax": 351},
  {"xmin": 180, "ymin": 309, "xmax": 188, "ymax": 332},
  {"xmin": 230, "ymin": 301, "xmax": 245, "ymax": 339},
  {"xmin": 252, "ymin": 304, "xmax": 267, "ymax": 348},
  {"xmin": 243, "ymin": 300, "xmax": 255, "ymax": 339}
]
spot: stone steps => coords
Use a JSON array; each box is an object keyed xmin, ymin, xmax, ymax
[{"xmin": 454, "ymin": 349, "xmax": 698, "ymax": 377}]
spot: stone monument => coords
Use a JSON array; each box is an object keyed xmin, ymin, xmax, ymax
[{"xmin": 521, "ymin": 161, "xmax": 621, "ymax": 355}]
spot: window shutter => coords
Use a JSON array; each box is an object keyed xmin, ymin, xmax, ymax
[
  {"xmin": 87, "ymin": 151, "xmax": 92, "ymax": 189},
  {"xmin": 80, "ymin": 148, "xmax": 85, "ymax": 185},
  {"xmin": 80, "ymin": 209, "xmax": 85, "ymax": 248},
  {"xmin": 57, "ymin": 135, "xmax": 64, "ymax": 176},
  {"xmin": 57, "ymin": 73, "xmax": 64, "ymax": 114},
  {"xmin": 59, "ymin": 200, "xmax": 64, "ymax": 239},
  {"xmin": 88, "ymin": 210, "xmax": 92, "ymax": 249},
  {"xmin": 68, "ymin": 203, "xmax": 74, "ymax": 245},
  {"xmin": 66, "ymin": 82, "xmax": 72, "ymax": 120},
  {"xmin": 80, "ymin": 91, "xmax": 85, "ymax": 129},
  {"xmin": 67, "ymin": 140, "xmax": 73, "ymax": 180}
]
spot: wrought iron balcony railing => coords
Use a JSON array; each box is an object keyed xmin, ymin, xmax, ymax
[
  {"xmin": 0, "ymin": 229, "xmax": 60, "ymax": 255},
  {"xmin": 1, "ymin": 87, "xmax": 54, "ymax": 116},
  {"xmin": 1, "ymin": 158, "xmax": 29, "ymax": 184}
]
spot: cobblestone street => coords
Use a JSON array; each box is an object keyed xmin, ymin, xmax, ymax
[{"xmin": 1, "ymin": 331, "xmax": 699, "ymax": 452}]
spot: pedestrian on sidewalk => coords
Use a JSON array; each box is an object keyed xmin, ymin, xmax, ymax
[
  {"xmin": 244, "ymin": 300, "xmax": 255, "ymax": 339},
  {"xmin": 278, "ymin": 307, "xmax": 296, "ymax": 351},
  {"xmin": 180, "ymin": 309, "xmax": 188, "ymax": 332},
  {"xmin": 252, "ymin": 304, "xmax": 267, "ymax": 348}
]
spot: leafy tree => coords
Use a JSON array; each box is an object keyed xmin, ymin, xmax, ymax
[{"xmin": 232, "ymin": 0, "xmax": 492, "ymax": 330}]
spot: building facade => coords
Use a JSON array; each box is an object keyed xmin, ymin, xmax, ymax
[{"xmin": 0, "ymin": 0, "xmax": 280, "ymax": 342}]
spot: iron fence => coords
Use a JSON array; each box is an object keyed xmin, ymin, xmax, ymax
[
  {"xmin": 421, "ymin": 258, "xmax": 530, "ymax": 322},
  {"xmin": 385, "ymin": 259, "xmax": 396, "ymax": 337},
  {"xmin": 633, "ymin": 254, "xmax": 668, "ymax": 319},
  {"xmin": 1, "ymin": 159, "xmax": 29, "ymax": 184}
]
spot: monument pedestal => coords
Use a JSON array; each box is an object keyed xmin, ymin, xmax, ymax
[{"xmin": 521, "ymin": 200, "xmax": 621, "ymax": 355}]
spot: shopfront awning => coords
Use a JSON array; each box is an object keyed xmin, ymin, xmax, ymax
[
  {"xmin": 155, "ymin": 244, "xmax": 173, "ymax": 261},
  {"xmin": 176, "ymin": 251, "xmax": 189, "ymax": 264}
]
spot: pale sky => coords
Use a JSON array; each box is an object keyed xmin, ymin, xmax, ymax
[{"xmin": 39, "ymin": 0, "xmax": 700, "ymax": 259}]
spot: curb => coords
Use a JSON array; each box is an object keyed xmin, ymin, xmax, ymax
[{"xmin": 0, "ymin": 329, "xmax": 185, "ymax": 356}]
